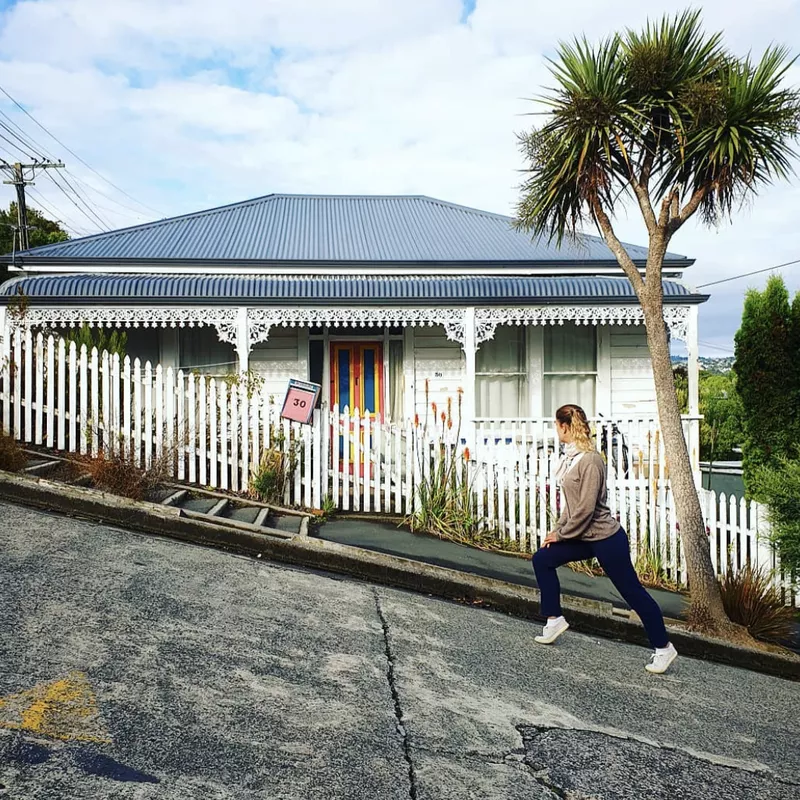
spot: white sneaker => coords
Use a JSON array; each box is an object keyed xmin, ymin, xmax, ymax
[
  {"xmin": 535, "ymin": 616, "xmax": 569, "ymax": 645},
  {"xmin": 645, "ymin": 643, "xmax": 678, "ymax": 674}
]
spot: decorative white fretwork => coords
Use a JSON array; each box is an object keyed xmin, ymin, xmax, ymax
[
  {"xmin": 14, "ymin": 307, "xmax": 241, "ymax": 346},
  {"xmin": 661, "ymin": 306, "xmax": 690, "ymax": 342},
  {"xmin": 247, "ymin": 307, "xmax": 467, "ymax": 349},
  {"xmin": 473, "ymin": 305, "xmax": 692, "ymax": 345},
  {"xmin": 10, "ymin": 304, "xmax": 693, "ymax": 356}
]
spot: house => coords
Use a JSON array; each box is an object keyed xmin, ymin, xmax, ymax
[{"xmin": 0, "ymin": 194, "xmax": 705, "ymax": 440}]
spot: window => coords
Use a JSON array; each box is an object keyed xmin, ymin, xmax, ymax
[
  {"xmin": 389, "ymin": 340, "xmax": 404, "ymax": 422},
  {"xmin": 179, "ymin": 328, "xmax": 237, "ymax": 376},
  {"xmin": 543, "ymin": 325, "xmax": 597, "ymax": 416},
  {"xmin": 476, "ymin": 326, "xmax": 527, "ymax": 418}
]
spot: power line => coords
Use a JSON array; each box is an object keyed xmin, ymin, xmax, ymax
[
  {"xmin": 26, "ymin": 187, "xmax": 91, "ymax": 238},
  {"xmin": 0, "ymin": 126, "xmax": 38, "ymax": 160},
  {"xmin": 45, "ymin": 170, "xmax": 110, "ymax": 234},
  {"xmin": 697, "ymin": 258, "xmax": 800, "ymax": 288},
  {"xmin": 0, "ymin": 83, "xmax": 164, "ymax": 217},
  {"xmin": 1, "ymin": 160, "xmax": 66, "ymax": 250},
  {"xmin": 0, "ymin": 109, "xmax": 52, "ymax": 160},
  {"xmin": 57, "ymin": 170, "xmax": 114, "ymax": 230},
  {"xmin": 0, "ymin": 101, "xmax": 148, "ymax": 223},
  {"xmin": 698, "ymin": 340, "xmax": 735, "ymax": 355},
  {"xmin": 64, "ymin": 168, "xmax": 150, "ymax": 220}
]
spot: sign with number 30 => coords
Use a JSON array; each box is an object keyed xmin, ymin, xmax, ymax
[{"xmin": 280, "ymin": 378, "xmax": 322, "ymax": 425}]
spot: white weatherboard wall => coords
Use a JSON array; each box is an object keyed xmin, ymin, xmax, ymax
[
  {"xmin": 610, "ymin": 327, "xmax": 657, "ymax": 416},
  {"xmin": 411, "ymin": 326, "xmax": 465, "ymax": 417},
  {"xmin": 251, "ymin": 329, "xmax": 308, "ymax": 400}
]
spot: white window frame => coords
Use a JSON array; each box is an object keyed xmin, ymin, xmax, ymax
[
  {"xmin": 542, "ymin": 325, "xmax": 599, "ymax": 417},
  {"xmin": 475, "ymin": 325, "xmax": 528, "ymax": 419}
]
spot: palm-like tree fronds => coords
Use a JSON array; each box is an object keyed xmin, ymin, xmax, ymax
[{"xmin": 516, "ymin": 9, "xmax": 800, "ymax": 244}]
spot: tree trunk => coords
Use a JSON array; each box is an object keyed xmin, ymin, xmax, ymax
[{"xmin": 641, "ymin": 296, "xmax": 744, "ymax": 637}]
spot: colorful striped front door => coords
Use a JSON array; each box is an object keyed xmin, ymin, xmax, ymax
[{"xmin": 331, "ymin": 343, "xmax": 384, "ymax": 419}]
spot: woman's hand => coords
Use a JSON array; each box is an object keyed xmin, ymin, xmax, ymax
[{"xmin": 542, "ymin": 531, "xmax": 559, "ymax": 548}]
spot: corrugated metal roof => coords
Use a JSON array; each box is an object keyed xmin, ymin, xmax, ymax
[
  {"xmin": 11, "ymin": 195, "xmax": 692, "ymax": 265},
  {"xmin": 0, "ymin": 274, "xmax": 705, "ymax": 303}
]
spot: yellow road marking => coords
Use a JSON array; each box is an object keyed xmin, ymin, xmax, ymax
[{"xmin": 0, "ymin": 671, "xmax": 111, "ymax": 744}]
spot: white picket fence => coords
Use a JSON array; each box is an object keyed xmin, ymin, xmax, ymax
[{"xmin": 0, "ymin": 331, "xmax": 795, "ymax": 602}]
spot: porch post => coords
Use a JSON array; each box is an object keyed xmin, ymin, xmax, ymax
[
  {"xmin": 686, "ymin": 304, "xmax": 701, "ymax": 487},
  {"xmin": 462, "ymin": 307, "xmax": 476, "ymax": 447},
  {"xmin": 236, "ymin": 307, "xmax": 250, "ymax": 374}
]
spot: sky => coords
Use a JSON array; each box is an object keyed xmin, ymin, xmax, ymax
[{"xmin": 0, "ymin": 0, "xmax": 798, "ymax": 357}]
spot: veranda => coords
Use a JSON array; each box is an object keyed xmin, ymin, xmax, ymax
[{"xmin": 0, "ymin": 330, "xmax": 795, "ymax": 603}]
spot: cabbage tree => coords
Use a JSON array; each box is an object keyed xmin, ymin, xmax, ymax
[{"xmin": 516, "ymin": 10, "xmax": 800, "ymax": 636}]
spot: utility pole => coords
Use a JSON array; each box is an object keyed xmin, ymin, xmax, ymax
[{"xmin": 1, "ymin": 160, "xmax": 64, "ymax": 251}]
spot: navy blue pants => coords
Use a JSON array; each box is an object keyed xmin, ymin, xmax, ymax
[{"xmin": 531, "ymin": 528, "xmax": 669, "ymax": 649}]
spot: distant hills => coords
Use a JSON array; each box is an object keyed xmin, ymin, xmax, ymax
[{"xmin": 671, "ymin": 355, "xmax": 735, "ymax": 373}]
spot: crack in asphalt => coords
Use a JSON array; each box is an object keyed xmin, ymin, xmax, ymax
[
  {"xmin": 518, "ymin": 722, "xmax": 796, "ymax": 782},
  {"xmin": 373, "ymin": 589, "xmax": 418, "ymax": 800},
  {"xmin": 517, "ymin": 723, "xmax": 800, "ymax": 797},
  {"xmin": 411, "ymin": 743, "xmax": 575, "ymax": 799}
]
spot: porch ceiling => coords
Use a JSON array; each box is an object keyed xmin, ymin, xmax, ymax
[{"xmin": 0, "ymin": 274, "xmax": 707, "ymax": 305}]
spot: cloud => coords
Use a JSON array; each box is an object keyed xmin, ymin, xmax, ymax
[{"xmin": 0, "ymin": 0, "xmax": 798, "ymax": 354}]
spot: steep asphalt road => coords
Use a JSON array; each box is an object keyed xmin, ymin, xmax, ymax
[{"xmin": 1, "ymin": 501, "xmax": 798, "ymax": 799}]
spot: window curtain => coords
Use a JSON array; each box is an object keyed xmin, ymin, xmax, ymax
[
  {"xmin": 543, "ymin": 325, "xmax": 597, "ymax": 416},
  {"xmin": 476, "ymin": 327, "xmax": 527, "ymax": 418},
  {"xmin": 179, "ymin": 328, "xmax": 237, "ymax": 375},
  {"xmin": 389, "ymin": 340, "xmax": 404, "ymax": 422}
]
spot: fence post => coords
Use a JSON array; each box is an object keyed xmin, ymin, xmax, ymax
[
  {"xmin": 0, "ymin": 327, "xmax": 9, "ymax": 436},
  {"xmin": 332, "ymin": 404, "xmax": 340, "ymax": 510},
  {"xmin": 90, "ymin": 347, "xmax": 99, "ymax": 456},
  {"xmin": 79, "ymin": 345, "xmax": 89, "ymax": 455},
  {"xmin": 144, "ymin": 362, "xmax": 153, "ymax": 468},
  {"xmin": 187, "ymin": 372, "xmax": 196, "ymax": 484},
  {"xmin": 220, "ymin": 380, "xmax": 228, "ymax": 492},
  {"xmin": 155, "ymin": 365, "xmax": 164, "ymax": 464},
  {"xmin": 176, "ymin": 370, "xmax": 185, "ymax": 480},
  {"xmin": 209, "ymin": 378, "xmax": 217, "ymax": 488},
  {"xmin": 373, "ymin": 414, "xmax": 382, "ymax": 515},
  {"xmin": 199, "ymin": 375, "xmax": 207, "ymax": 486},
  {"xmin": 22, "ymin": 328, "xmax": 32, "ymax": 443},
  {"xmin": 165, "ymin": 366, "xmax": 174, "ymax": 474},
  {"xmin": 45, "ymin": 335, "xmax": 55, "ymax": 448},
  {"xmin": 382, "ymin": 420, "xmax": 391, "ymax": 513},
  {"xmin": 68, "ymin": 342, "xmax": 77, "ymax": 452},
  {"xmin": 100, "ymin": 349, "xmax": 110, "ymax": 453},
  {"xmin": 393, "ymin": 421, "xmax": 401, "ymax": 514},
  {"xmin": 321, "ymin": 404, "xmax": 331, "ymax": 509},
  {"xmin": 338, "ymin": 407, "xmax": 348, "ymax": 512},
  {"xmin": 133, "ymin": 359, "xmax": 142, "ymax": 467},
  {"xmin": 312, "ymin": 408, "xmax": 322, "ymax": 510},
  {"xmin": 57, "ymin": 338, "xmax": 66, "ymax": 450},
  {"xmin": 34, "ymin": 332, "xmax": 44, "ymax": 445},
  {"xmin": 111, "ymin": 353, "xmax": 120, "ymax": 455},
  {"xmin": 122, "ymin": 356, "xmax": 131, "ymax": 460}
]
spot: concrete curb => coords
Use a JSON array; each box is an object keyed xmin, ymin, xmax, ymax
[{"xmin": 0, "ymin": 470, "xmax": 797, "ymax": 682}]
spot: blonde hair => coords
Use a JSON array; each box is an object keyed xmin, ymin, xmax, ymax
[{"xmin": 556, "ymin": 404, "xmax": 594, "ymax": 452}]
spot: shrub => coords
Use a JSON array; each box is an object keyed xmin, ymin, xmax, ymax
[
  {"xmin": 409, "ymin": 446, "xmax": 480, "ymax": 543},
  {"xmin": 718, "ymin": 562, "xmax": 795, "ymax": 643},
  {"xmin": 251, "ymin": 431, "xmax": 298, "ymax": 506},
  {"xmin": 0, "ymin": 431, "xmax": 26, "ymax": 472},
  {"xmin": 80, "ymin": 450, "xmax": 167, "ymax": 501},
  {"xmin": 634, "ymin": 543, "xmax": 678, "ymax": 592},
  {"xmin": 66, "ymin": 323, "xmax": 127, "ymax": 359},
  {"xmin": 750, "ymin": 455, "xmax": 800, "ymax": 578}
]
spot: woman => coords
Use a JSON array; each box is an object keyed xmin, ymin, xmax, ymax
[{"xmin": 531, "ymin": 404, "xmax": 678, "ymax": 675}]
